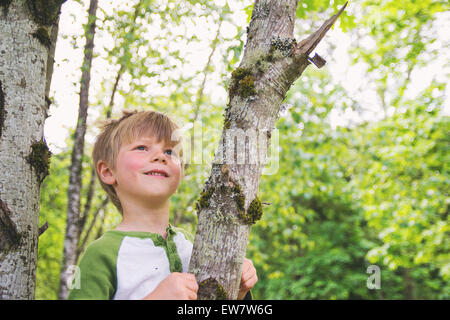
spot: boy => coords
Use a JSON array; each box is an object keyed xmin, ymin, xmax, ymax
[{"xmin": 68, "ymin": 110, "xmax": 257, "ymax": 300}]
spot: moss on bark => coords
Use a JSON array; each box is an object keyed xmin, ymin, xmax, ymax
[
  {"xmin": 195, "ymin": 186, "xmax": 215, "ymax": 211},
  {"xmin": 26, "ymin": 140, "xmax": 52, "ymax": 183},
  {"xmin": 0, "ymin": 0, "xmax": 12, "ymax": 13},
  {"xmin": 199, "ymin": 278, "xmax": 228, "ymax": 300},
  {"xmin": 230, "ymin": 67, "xmax": 256, "ymax": 99},
  {"xmin": 32, "ymin": 27, "xmax": 51, "ymax": 48},
  {"xmin": 238, "ymin": 196, "xmax": 263, "ymax": 225},
  {"xmin": 232, "ymin": 182, "xmax": 246, "ymax": 216},
  {"xmin": 249, "ymin": 196, "xmax": 263, "ymax": 223},
  {"xmin": 26, "ymin": 0, "xmax": 62, "ymax": 26}
]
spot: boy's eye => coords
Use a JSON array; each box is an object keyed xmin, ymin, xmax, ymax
[{"xmin": 135, "ymin": 145, "xmax": 175, "ymax": 156}]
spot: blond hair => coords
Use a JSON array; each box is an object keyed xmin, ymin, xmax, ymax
[{"xmin": 92, "ymin": 110, "xmax": 184, "ymax": 213}]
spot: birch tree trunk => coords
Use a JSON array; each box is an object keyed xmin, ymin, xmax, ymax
[
  {"xmin": 0, "ymin": 0, "xmax": 64, "ymax": 299},
  {"xmin": 188, "ymin": 0, "xmax": 347, "ymax": 300},
  {"xmin": 58, "ymin": 0, "xmax": 98, "ymax": 300}
]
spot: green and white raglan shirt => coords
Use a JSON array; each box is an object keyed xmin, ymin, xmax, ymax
[{"xmin": 68, "ymin": 225, "xmax": 194, "ymax": 300}]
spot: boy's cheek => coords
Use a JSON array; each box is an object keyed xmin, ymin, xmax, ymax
[{"xmin": 121, "ymin": 155, "xmax": 146, "ymax": 171}]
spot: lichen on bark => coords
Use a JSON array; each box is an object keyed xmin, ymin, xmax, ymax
[
  {"xmin": 252, "ymin": 0, "xmax": 270, "ymax": 19},
  {"xmin": 269, "ymin": 36, "xmax": 296, "ymax": 60}
]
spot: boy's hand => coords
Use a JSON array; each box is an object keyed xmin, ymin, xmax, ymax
[
  {"xmin": 143, "ymin": 272, "xmax": 198, "ymax": 300},
  {"xmin": 238, "ymin": 258, "xmax": 258, "ymax": 300}
]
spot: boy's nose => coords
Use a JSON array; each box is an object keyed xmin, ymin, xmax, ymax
[
  {"xmin": 152, "ymin": 156, "xmax": 167, "ymax": 164},
  {"xmin": 151, "ymin": 150, "xmax": 167, "ymax": 164}
]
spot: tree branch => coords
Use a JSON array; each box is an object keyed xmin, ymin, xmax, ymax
[
  {"xmin": 189, "ymin": 0, "xmax": 348, "ymax": 300},
  {"xmin": 275, "ymin": 2, "xmax": 348, "ymax": 95},
  {"xmin": 38, "ymin": 221, "xmax": 49, "ymax": 237},
  {"xmin": 76, "ymin": 197, "xmax": 109, "ymax": 262},
  {"xmin": 295, "ymin": 1, "xmax": 348, "ymax": 56}
]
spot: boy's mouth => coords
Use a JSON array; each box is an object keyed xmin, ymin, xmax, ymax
[{"xmin": 144, "ymin": 169, "xmax": 169, "ymax": 178}]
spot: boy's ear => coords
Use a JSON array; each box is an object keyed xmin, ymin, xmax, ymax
[{"xmin": 97, "ymin": 160, "xmax": 116, "ymax": 185}]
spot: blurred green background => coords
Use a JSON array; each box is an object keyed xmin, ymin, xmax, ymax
[{"xmin": 37, "ymin": 0, "xmax": 449, "ymax": 299}]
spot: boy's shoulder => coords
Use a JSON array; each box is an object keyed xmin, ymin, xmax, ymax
[
  {"xmin": 68, "ymin": 232, "xmax": 125, "ymax": 300},
  {"xmin": 170, "ymin": 225, "xmax": 194, "ymax": 243},
  {"xmin": 80, "ymin": 227, "xmax": 194, "ymax": 261},
  {"xmin": 80, "ymin": 231, "xmax": 126, "ymax": 262}
]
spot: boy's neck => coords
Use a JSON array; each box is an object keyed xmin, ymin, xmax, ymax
[{"xmin": 115, "ymin": 198, "xmax": 171, "ymax": 238}]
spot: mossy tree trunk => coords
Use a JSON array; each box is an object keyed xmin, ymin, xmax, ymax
[
  {"xmin": 58, "ymin": 0, "xmax": 98, "ymax": 300},
  {"xmin": 0, "ymin": 0, "xmax": 64, "ymax": 299},
  {"xmin": 188, "ymin": 0, "xmax": 347, "ymax": 300}
]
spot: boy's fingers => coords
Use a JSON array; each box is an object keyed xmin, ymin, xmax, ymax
[
  {"xmin": 182, "ymin": 274, "xmax": 199, "ymax": 292},
  {"xmin": 180, "ymin": 273, "xmax": 195, "ymax": 280},
  {"xmin": 241, "ymin": 273, "xmax": 258, "ymax": 290},
  {"xmin": 241, "ymin": 258, "xmax": 254, "ymax": 275},
  {"xmin": 189, "ymin": 291, "xmax": 198, "ymax": 300},
  {"xmin": 188, "ymin": 280, "xmax": 199, "ymax": 292},
  {"xmin": 240, "ymin": 278, "xmax": 253, "ymax": 291},
  {"xmin": 241, "ymin": 264, "xmax": 256, "ymax": 281}
]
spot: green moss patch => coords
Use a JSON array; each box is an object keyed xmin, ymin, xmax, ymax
[
  {"xmin": 232, "ymin": 182, "xmax": 245, "ymax": 215},
  {"xmin": 195, "ymin": 186, "xmax": 214, "ymax": 211},
  {"xmin": 26, "ymin": 140, "xmax": 52, "ymax": 183},
  {"xmin": 199, "ymin": 278, "xmax": 228, "ymax": 300},
  {"xmin": 32, "ymin": 27, "xmax": 51, "ymax": 48},
  {"xmin": 238, "ymin": 196, "xmax": 263, "ymax": 225},
  {"xmin": 230, "ymin": 67, "xmax": 256, "ymax": 98},
  {"xmin": 26, "ymin": 0, "xmax": 62, "ymax": 26},
  {"xmin": 0, "ymin": 0, "xmax": 12, "ymax": 13}
]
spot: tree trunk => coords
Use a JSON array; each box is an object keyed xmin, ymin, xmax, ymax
[
  {"xmin": 188, "ymin": 0, "xmax": 347, "ymax": 300},
  {"xmin": 58, "ymin": 0, "xmax": 98, "ymax": 300},
  {"xmin": 0, "ymin": 0, "xmax": 64, "ymax": 299},
  {"xmin": 403, "ymin": 268, "xmax": 416, "ymax": 299}
]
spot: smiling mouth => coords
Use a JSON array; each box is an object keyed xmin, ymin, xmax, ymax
[{"xmin": 144, "ymin": 172, "xmax": 168, "ymax": 178}]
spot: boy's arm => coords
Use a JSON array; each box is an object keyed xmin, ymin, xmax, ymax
[{"xmin": 67, "ymin": 239, "xmax": 117, "ymax": 300}]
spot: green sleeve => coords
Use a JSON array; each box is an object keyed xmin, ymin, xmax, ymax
[{"xmin": 67, "ymin": 233, "xmax": 122, "ymax": 300}]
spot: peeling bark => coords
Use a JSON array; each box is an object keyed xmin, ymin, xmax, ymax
[{"xmin": 189, "ymin": 0, "xmax": 347, "ymax": 299}]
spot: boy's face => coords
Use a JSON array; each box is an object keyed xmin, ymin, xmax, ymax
[{"xmin": 101, "ymin": 135, "xmax": 182, "ymax": 206}]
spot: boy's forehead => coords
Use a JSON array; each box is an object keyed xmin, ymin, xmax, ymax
[
  {"xmin": 134, "ymin": 136, "xmax": 157, "ymax": 143},
  {"xmin": 129, "ymin": 135, "xmax": 178, "ymax": 146}
]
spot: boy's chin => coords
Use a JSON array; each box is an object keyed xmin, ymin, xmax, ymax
[{"xmin": 142, "ymin": 190, "xmax": 175, "ymax": 201}]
